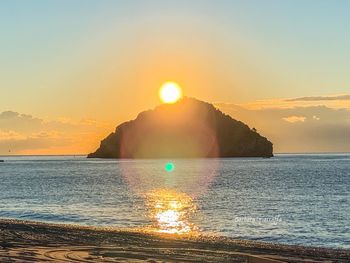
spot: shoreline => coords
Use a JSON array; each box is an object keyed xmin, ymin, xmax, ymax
[{"xmin": 0, "ymin": 219, "xmax": 349, "ymax": 262}]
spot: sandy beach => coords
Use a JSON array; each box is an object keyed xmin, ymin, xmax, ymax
[{"xmin": 0, "ymin": 219, "xmax": 348, "ymax": 262}]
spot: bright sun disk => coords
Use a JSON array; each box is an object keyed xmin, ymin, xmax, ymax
[{"xmin": 159, "ymin": 82, "xmax": 182, "ymax": 104}]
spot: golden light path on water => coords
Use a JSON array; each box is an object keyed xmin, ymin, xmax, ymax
[
  {"xmin": 146, "ymin": 189, "xmax": 198, "ymax": 234},
  {"xmin": 120, "ymin": 159, "xmax": 221, "ymax": 234}
]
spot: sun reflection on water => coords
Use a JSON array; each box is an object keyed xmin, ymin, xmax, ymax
[{"xmin": 146, "ymin": 189, "xmax": 197, "ymax": 234}]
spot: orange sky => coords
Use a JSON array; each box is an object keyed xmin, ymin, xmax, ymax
[{"xmin": 1, "ymin": 1, "xmax": 350, "ymax": 154}]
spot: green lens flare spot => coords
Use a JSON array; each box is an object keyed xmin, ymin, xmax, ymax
[{"xmin": 165, "ymin": 162, "xmax": 175, "ymax": 172}]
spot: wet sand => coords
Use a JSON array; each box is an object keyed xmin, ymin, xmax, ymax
[{"xmin": 0, "ymin": 219, "xmax": 349, "ymax": 262}]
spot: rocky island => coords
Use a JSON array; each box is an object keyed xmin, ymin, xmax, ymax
[{"xmin": 88, "ymin": 98, "xmax": 273, "ymax": 158}]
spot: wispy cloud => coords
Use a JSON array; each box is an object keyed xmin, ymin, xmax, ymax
[
  {"xmin": 215, "ymin": 95, "xmax": 350, "ymax": 153},
  {"xmin": 231, "ymin": 94, "xmax": 350, "ymax": 110},
  {"xmin": 286, "ymin": 94, "xmax": 350, "ymax": 102},
  {"xmin": 2, "ymin": 92, "xmax": 350, "ymax": 155},
  {"xmin": 282, "ymin": 116, "xmax": 306, "ymax": 123},
  {"xmin": 0, "ymin": 111, "xmax": 112, "ymax": 155},
  {"xmin": 0, "ymin": 130, "xmax": 26, "ymax": 141}
]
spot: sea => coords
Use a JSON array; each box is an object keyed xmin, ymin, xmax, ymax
[{"xmin": 0, "ymin": 154, "xmax": 349, "ymax": 249}]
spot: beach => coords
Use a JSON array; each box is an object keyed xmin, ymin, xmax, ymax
[{"xmin": 0, "ymin": 219, "xmax": 349, "ymax": 263}]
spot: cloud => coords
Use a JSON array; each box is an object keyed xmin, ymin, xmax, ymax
[
  {"xmin": 0, "ymin": 130, "xmax": 26, "ymax": 141},
  {"xmin": 0, "ymin": 111, "xmax": 20, "ymax": 119},
  {"xmin": 282, "ymin": 116, "xmax": 306, "ymax": 123},
  {"xmin": 234, "ymin": 94, "xmax": 350, "ymax": 110},
  {"xmin": 0, "ymin": 111, "xmax": 112, "ymax": 155},
  {"xmin": 2, "ymin": 92, "xmax": 350, "ymax": 155},
  {"xmin": 286, "ymin": 94, "xmax": 350, "ymax": 102},
  {"xmin": 215, "ymin": 98, "xmax": 350, "ymax": 153}
]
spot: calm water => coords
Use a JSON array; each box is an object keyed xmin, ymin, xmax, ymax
[{"xmin": 0, "ymin": 154, "xmax": 349, "ymax": 249}]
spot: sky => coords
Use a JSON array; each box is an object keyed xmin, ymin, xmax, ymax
[{"xmin": 1, "ymin": 0, "xmax": 350, "ymax": 154}]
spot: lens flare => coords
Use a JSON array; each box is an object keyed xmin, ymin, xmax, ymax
[
  {"xmin": 120, "ymin": 159, "xmax": 220, "ymax": 199},
  {"xmin": 165, "ymin": 162, "xmax": 175, "ymax": 172}
]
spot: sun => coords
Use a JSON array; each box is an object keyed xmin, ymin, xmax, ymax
[{"xmin": 159, "ymin": 82, "xmax": 182, "ymax": 104}]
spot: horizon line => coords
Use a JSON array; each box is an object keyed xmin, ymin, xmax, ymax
[{"xmin": 1, "ymin": 152, "xmax": 350, "ymax": 157}]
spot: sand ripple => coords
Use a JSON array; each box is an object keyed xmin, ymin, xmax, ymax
[
  {"xmin": 1, "ymin": 219, "xmax": 348, "ymax": 262},
  {"xmin": 1, "ymin": 246, "xmax": 287, "ymax": 262}
]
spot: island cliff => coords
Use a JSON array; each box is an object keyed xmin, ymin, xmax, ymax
[{"xmin": 88, "ymin": 98, "xmax": 273, "ymax": 158}]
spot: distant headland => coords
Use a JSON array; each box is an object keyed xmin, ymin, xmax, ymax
[{"xmin": 88, "ymin": 98, "xmax": 273, "ymax": 158}]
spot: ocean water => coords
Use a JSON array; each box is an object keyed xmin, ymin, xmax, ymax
[{"xmin": 0, "ymin": 154, "xmax": 349, "ymax": 249}]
